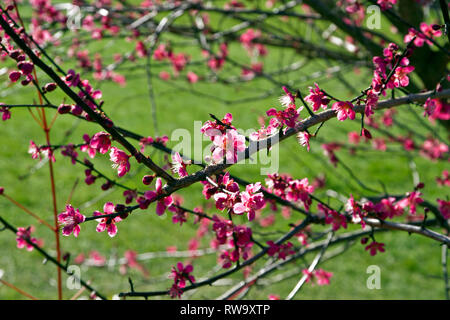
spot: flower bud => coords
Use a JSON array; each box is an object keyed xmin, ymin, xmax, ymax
[
  {"xmin": 58, "ymin": 104, "xmax": 72, "ymax": 114},
  {"xmin": 43, "ymin": 82, "xmax": 57, "ymax": 93},
  {"xmin": 142, "ymin": 175, "xmax": 155, "ymax": 185}
]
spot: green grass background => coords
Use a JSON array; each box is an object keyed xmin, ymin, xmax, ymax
[{"xmin": 0, "ymin": 1, "xmax": 448, "ymax": 300}]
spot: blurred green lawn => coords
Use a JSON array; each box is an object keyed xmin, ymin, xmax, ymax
[{"xmin": 0, "ymin": 1, "xmax": 448, "ymax": 300}]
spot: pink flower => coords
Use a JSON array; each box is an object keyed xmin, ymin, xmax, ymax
[
  {"xmin": 58, "ymin": 205, "xmax": 86, "ymax": 237},
  {"xmin": 109, "ymin": 147, "xmax": 130, "ymax": 177},
  {"xmin": 266, "ymin": 106, "xmax": 299, "ymax": 128},
  {"xmin": 345, "ymin": 195, "xmax": 365, "ymax": 225},
  {"xmin": 212, "ymin": 129, "xmax": 246, "ymax": 164},
  {"xmin": 9, "ymin": 71, "xmax": 21, "ymax": 82},
  {"xmin": 0, "ymin": 105, "xmax": 11, "ymax": 121},
  {"xmin": 324, "ymin": 210, "xmax": 348, "ymax": 231},
  {"xmin": 93, "ymin": 202, "xmax": 121, "ymax": 237},
  {"xmin": 315, "ymin": 269, "xmax": 333, "ymax": 285},
  {"xmin": 201, "ymin": 113, "xmax": 235, "ymax": 140},
  {"xmin": 61, "ymin": 144, "xmax": 78, "ymax": 164},
  {"xmin": 372, "ymin": 138, "xmax": 387, "ymax": 151},
  {"xmin": 169, "ymin": 283, "xmax": 183, "ymax": 299},
  {"xmin": 153, "ymin": 44, "xmax": 168, "ymax": 61},
  {"xmin": 374, "ymin": 197, "xmax": 404, "ymax": 220},
  {"xmin": 234, "ymin": 225, "xmax": 253, "ymax": 248},
  {"xmin": 305, "ymin": 83, "xmax": 330, "ymax": 111},
  {"xmin": 170, "ymin": 262, "xmax": 195, "ymax": 289},
  {"xmin": 365, "ymin": 241, "xmax": 385, "ymax": 256},
  {"xmin": 279, "ymin": 86, "xmax": 296, "ymax": 108},
  {"xmin": 436, "ymin": 170, "xmax": 450, "ymax": 187},
  {"xmin": 332, "ymin": 101, "xmax": 355, "ymax": 121},
  {"xmin": 212, "ymin": 216, "xmax": 234, "ymax": 244},
  {"xmin": 159, "ymin": 71, "xmax": 171, "ymax": 81},
  {"xmin": 17, "ymin": 61, "xmax": 34, "ymax": 75},
  {"xmin": 16, "ymin": 227, "xmax": 38, "ymax": 251},
  {"xmin": 377, "ymin": 0, "xmax": 396, "ymax": 10},
  {"xmin": 266, "ymin": 241, "xmax": 295, "ymax": 260},
  {"xmin": 348, "ymin": 131, "xmax": 360, "ymax": 145},
  {"xmin": 286, "ymin": 178, "xmax": 314, "ymax": 211},
  {"xmin": 136, "ymin": 41, "xmax": 148, "ymax": 58},
  {"xmin": 297, "ymin": 132, "xmax": 311, "ymax": 151},
  {"xmin": 90, "ymin": 131, "xmax": 111, "ymax": 154},
  {"xmin": 28, "ymin": 140, "xmax": 40, "ymax": 160},
  {"xmin": 186, "ymin": 71, "xmax": 199, "ymax": 83},
  {"xmin": 396, "ymin": 191, "xmax": 423, "ymax": 215},
  {"xmin": 424, "ymin": 98, "xmax": 450, "ymax": 122},
  {"xmin": 171, "ymin": 152, "xmax": 190, "ymax": 177},
  {"xmin": 233, "ymin": 183, "xmax": 266, "ymax": 221},
  {"xmin": 302, "ymin": 269, "xmax": 314, "ymax": 283},
  {"xmin": 437, "ymin": 199, "xmax": 450, "ymax": 219},
  {"xmin": 64, "ymin": 69, "xmax": 81, "ymax": 87},
  {"xmin": 390, "ymin": 66, "xmax": 415, "ymax": 88},
  {"xmin": 365, "ymin": 89, "xmax": 379, "ymax": 117},
  {"xmin": 420, "ymin": 138, "xmax": 449, "ymax": 161},
  {"xmin": 144, "ymin": 178, "xmax": 174, "ymax": 216}
]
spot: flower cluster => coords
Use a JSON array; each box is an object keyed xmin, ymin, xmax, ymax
[{"xmin": 169, "ymin": 262, "xmax": 195, "ymax": 298}]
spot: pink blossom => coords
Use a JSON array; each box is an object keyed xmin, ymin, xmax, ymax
[
  {"xmin": 144, "ymin": 178, "xmax": 174, "ymax": 216},
  {"xmin": 169, "ymin": 283, "xmax": 183, "ymax": 299},
  {"xmin": 80, "ymin": 134, "xmax": 96, "ymax": 158},
  {"xmin": 279, "ymin": 86, "xmax": 296, "ymax": 108},
  {"xmin": 348, "ymin": 131, "xmax": 360, "ymax": 145},
  {"xmin": 90, "ymin": 131, "xmax": 111, "ymax": 154},
  {"xmin": 0, "ymin": 106, "xmax": 11, "ymax": 121},
  {"xmin": 332, "ymin": 101, "xmax": 355, "ymax": 121},
  {"xmin": 201, "ymin": 113, "xmax": 235, "ymax": 140},
  {"xmin": 377, "ymin": 0, "xmax": 396, "ymax": 10},
  {"xmin": 315, "ymin": 269, "xmax": 333, "ymax": 285},
  {"xmin": 212, "ymin": 129, "xmax": 246, "ymax": 164},
  {"xmin": 436, "ymin": 170, "xmax": 450, "ymax": 187},
  {"xmin": 389, "ymin": 66, "xmax": 414, "ymax": 88},
  {"xmin": 93, "ymin": 202, "xmax": 121, "ymax": 237},
  {"xmin": 170, "ymin": 262, "xmax": 195, "ymax": 289},
  {"xmin": 233, "ymin": 183, "xmax": 266, "ymax": 221},
  {"xmin": 266, "ymin": 105, "xmax": 299, "ymax": 128},
  {"xmin": 17, "ymin": 61, "xmax": 34, "ymax": 75},
  {"xmin": 324, "ymin": 210, "xmax": 348, "ymax": 231},
  {"xmin": 171, "ymin": 152, "xmax": 190, "ymax": 177},
  {"xmin": 153, "ymin": 44, "xmax": 168, "ymax": 60},
  {"xmin": 212, "ymin": 216, "xmax": 234, "ymax": 244},
  {"xmin": 61, "ymin": 144, "xmax": 78, "ymax": 164},
  {"xmin": 365, "ymin": 241, "xmax": 385, "ymax": 256},
  {"xmin": 365, "ymin": 89, "xmax": 379, "ymax": 117},
  {"xmin": 302, "ymin": 269, "xmax": 314, "ymax": 283},
  {"xmin": 159, "ymin": 71, "xmax": 171, "ymax": 81},
  {"xmin": 424, "ymin": 98, "xmax": 450, "ymax": 122},
  {"xmin": 374, "ymin": 197, "xmax": 404, "ymax": 220},
  {"xmin": 58, "ymin": 205, "xmax": 86, "ymax": 237},
  {"xmin": 286, "ymin": 178, "xmax": 314, "ymax": 211},
  {"xmin": 136, "ymin": 41, "xmax": 148, "ymax": 58},
  {"xmin": 305, "ymin": 83, "xmax": 330, "ymax": 111},
  {"xmin": 372, "ymin": 138, "xmax": 387, "ymax": 151},
  {"xmin": 297, "ymin": 131, "xmax": 311, "ymax": 151},
  {"xmin": 396, "ymin": 191, "xmax": 424, "ymax": 215},
  {"xmin": 420, "ymin": 138, "xmax": 449, "ymax": 161},
  {"xmin": 109, "ymin": 147, "xmax": 130, "ymax": 177},
  {"xmin": 64, "ymin": 69, "xmax": 81, "ymax": 87},
  {"xmin": 186, "ymin": 71, "xmax": 199, "ymax": 83},
  {"xmin": 437, "ymin": 199, "xmax": 450, "ymax": 219},
  {"xmin": 266, "ymin": 241, "xmax": 295, "ymax": 260},
  {"xmin": 16, "ymin": 227, "xmax": 38, "ymax": 251}
]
